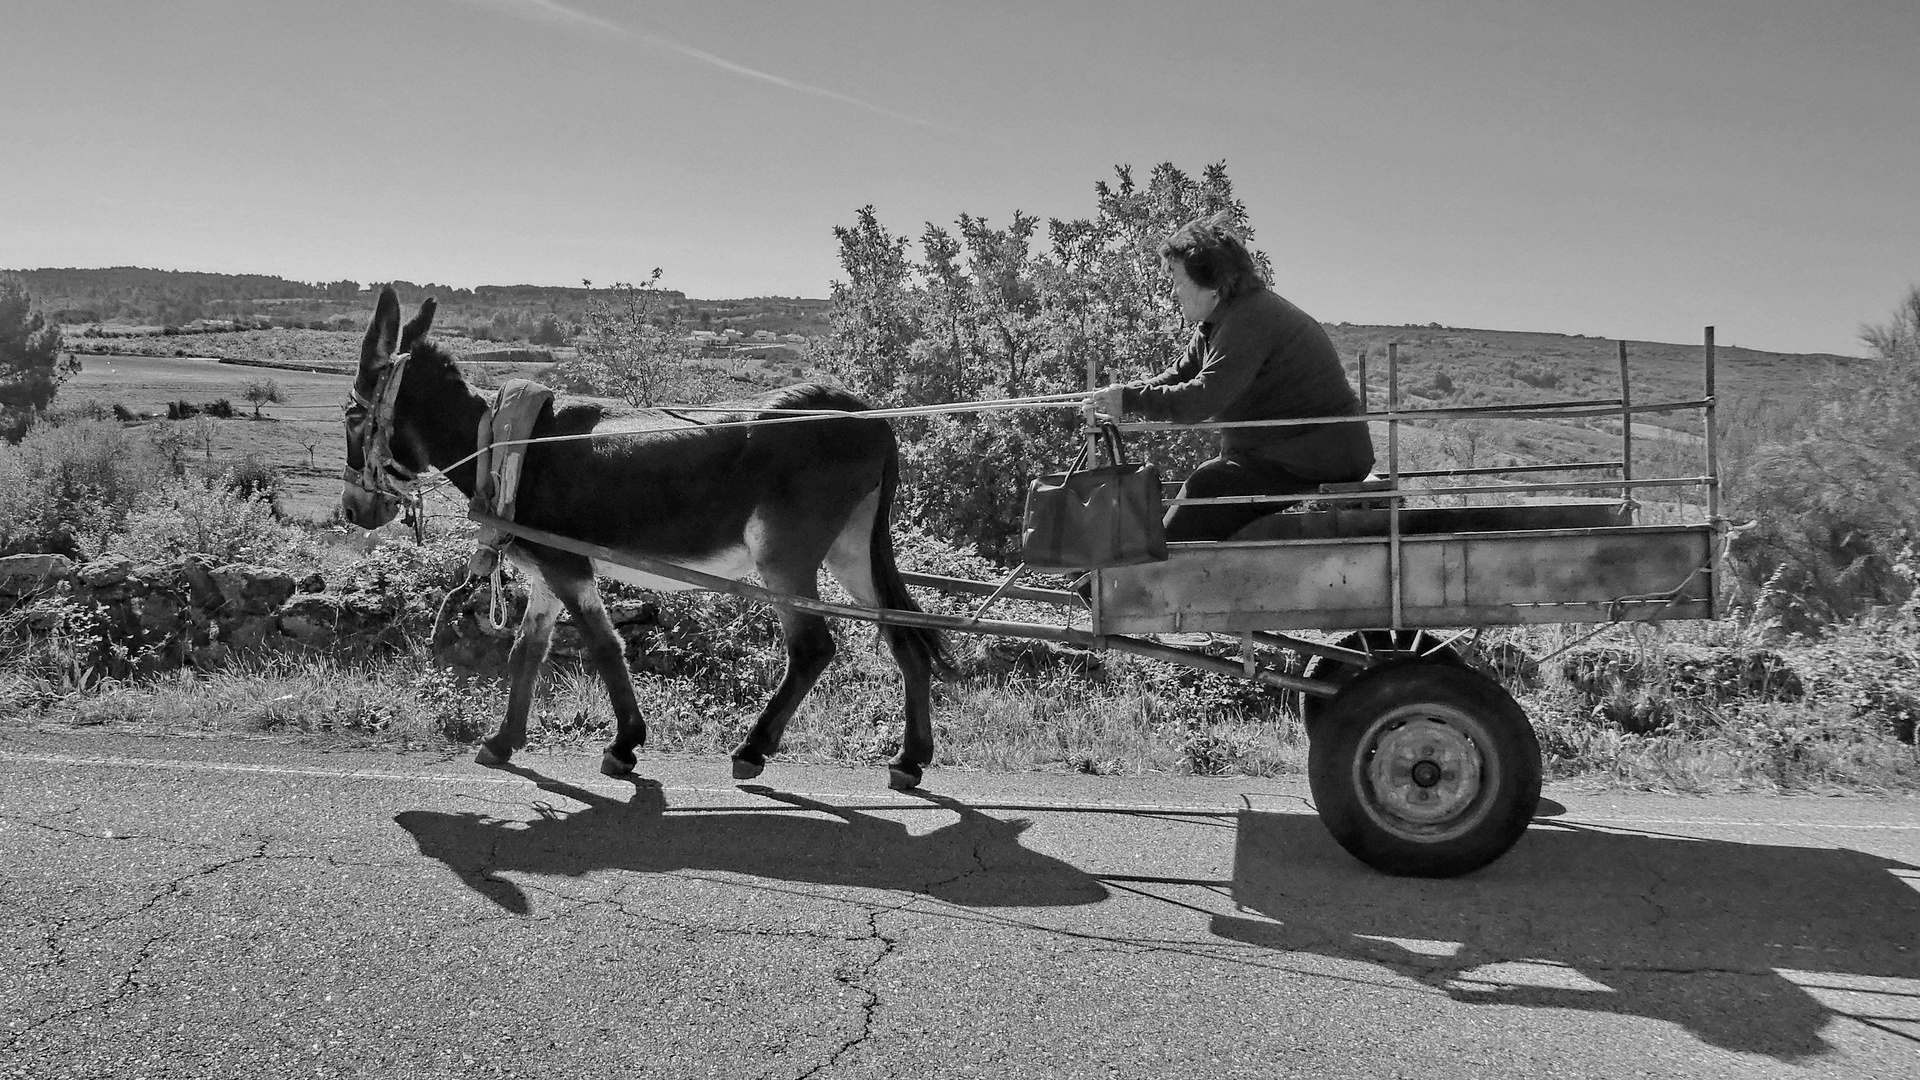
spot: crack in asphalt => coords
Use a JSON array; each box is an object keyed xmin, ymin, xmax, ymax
[
  {"xmin": 0, "ymin": 809, "xmax": 222, "ymax": 848},
  {"xmin": 792, "ymin": 907, "xmax": 898, "ymax": 1080},
  {"xmin": 4, "ymin": 841, "xmax": 272, "ymax": 1052}
]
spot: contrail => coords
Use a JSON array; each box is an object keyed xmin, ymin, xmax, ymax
[{"xmin": 464, "ymin": 0, "xmax": 946, "ymax": 131}]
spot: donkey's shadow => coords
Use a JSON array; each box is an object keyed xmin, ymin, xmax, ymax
[{"xmin": 396, "ymin": 767, "xmax": 1107, "ymax": 915}]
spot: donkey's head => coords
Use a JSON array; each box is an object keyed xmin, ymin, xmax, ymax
[{"xmin": 340, "ymin": 286, "xmax": 437, "ymax": 529}]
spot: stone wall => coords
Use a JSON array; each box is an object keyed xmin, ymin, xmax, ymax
[{"xmin": 0, "ymin": 552, "xmax": 665, "ymax": 680}]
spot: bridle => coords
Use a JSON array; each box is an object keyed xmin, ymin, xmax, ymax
[{"xmin": 341, "ymin": 350, "xmax": 422, "ymax": 522}]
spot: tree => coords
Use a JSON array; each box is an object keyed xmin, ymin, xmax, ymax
[
  {"xmin": 0, "ymin": 277, "xmax": 75, "ymax": 441},
  {"xmin": 529, "ymin": 314, "xmax": 568, "ymax": 347},
  {"xmin": 814, "ymin": 161, "xmax": 1260, "ymax": 561},
  {"xmin": 240, "ymin": 377, "xmax": 286, "ymax": 419},
  {"xmin": 1860, "ymin": 285, "xmax": 1920, "ymax": 369},
  {"xmin": 570, "ymin": 272, "xmax": 692, "ymax": 407}
]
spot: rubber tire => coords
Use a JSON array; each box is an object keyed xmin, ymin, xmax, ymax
[
  {"xmin": 1296, "ymin": 630, "xmax": 1461, "ymax": 732},
  {"xmin": 1307, "ymin": 659, "xmax": 1541, "ymax": 878}
]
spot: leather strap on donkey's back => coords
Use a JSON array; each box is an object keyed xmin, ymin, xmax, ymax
[{"xmin": 466, "ymin": 379, "xmax": 554, "ymax": 582}]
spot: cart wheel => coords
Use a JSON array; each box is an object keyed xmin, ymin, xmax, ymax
[
  {"xmin": 1307, "ymin": 660, "xmax": 1541, "ymax": 878},
  {"xmin": 1296, "ymin": 630, "xmax": 1460, "ymax": 731}
]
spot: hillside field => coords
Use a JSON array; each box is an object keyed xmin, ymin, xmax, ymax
[{"xmin": 50, "ymin": 320, "xmax": 1854, "ymax": 527}]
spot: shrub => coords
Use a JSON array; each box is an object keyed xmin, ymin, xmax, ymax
[
  {"xmin": 102, "ymin": 474, "xmax": 317, "ymax": 565},
  {"xmin": 0, "ymin": 418, "xmax": 163, "ymax": 556},
  {"xmin": 219, "ymin": 452, "xmax": 282, "ymax": 503},
  {"xmin": 1721, "ymin": 363, "xmax": 1919, "ymax": 631}
]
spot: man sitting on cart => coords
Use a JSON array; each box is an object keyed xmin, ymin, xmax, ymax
[{"xmin": 1090, "ymin": 213, "xmax": 1376, "ymax": 542}]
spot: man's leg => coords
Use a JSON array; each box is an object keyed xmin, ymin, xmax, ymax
[{"xmin": 1163, "ymin": 455, "xmax": 1319, "ymax": 542}]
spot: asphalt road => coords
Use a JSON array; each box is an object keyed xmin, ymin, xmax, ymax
[{"xmin": 3, "ymin": 727, "xmax": 1916, "ymax": 1079}]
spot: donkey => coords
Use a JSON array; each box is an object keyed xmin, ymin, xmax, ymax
[{"xmin": 340, "ymin": 287, "xmax": 951, "ymax": 789}]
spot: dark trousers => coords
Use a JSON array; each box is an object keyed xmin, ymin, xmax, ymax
[{"xmin": 1163, "ymin": 455, "xmax": 1327, "ymax": 542}]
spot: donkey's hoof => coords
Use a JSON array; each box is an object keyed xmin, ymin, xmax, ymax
[
  {"xmin": 599, "ymin": 749, "xmax": 636, "ymax": 776},
  {"xmin": 474, "ymin": 743, "xmax": 509, "ymax": 768},
  {"xmin": 887, "ymin": 765, "xmax": 923, "ymax": 792},
  {"xmin": 731, "ymin": 756, "xmax": 765, "ymax": 781}
]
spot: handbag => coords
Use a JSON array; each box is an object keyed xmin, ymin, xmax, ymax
[{"xmin": 1021, "ymin": 424, "xmax": 1167, "ymax": 572}]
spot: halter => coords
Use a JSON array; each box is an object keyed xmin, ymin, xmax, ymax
[{"xmin": 341, "ymin": 350, "xmax": 422, "ymax": 522}]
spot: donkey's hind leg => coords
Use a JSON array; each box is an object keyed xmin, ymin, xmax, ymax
[
  {"xmin": 825, "ymin": 492, "xmax": 936, "ymax": 791},
  {"xmin": 730, "ymin": 572, "xmax": 836, "ymax": 781},
  {"xmin": 476, "ymin": 575, "xmax": 562, "ymax": 768},
  {"xmin": 549, "ymin": 570, "xmax": 648, "ymax": 776}
]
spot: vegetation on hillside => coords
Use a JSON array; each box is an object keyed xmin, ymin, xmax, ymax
[{"xmin": 5, "ymin": 266, "xmax": 833, "ymax": 344}]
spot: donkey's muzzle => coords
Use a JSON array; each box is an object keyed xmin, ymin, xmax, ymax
[{"xmin": 340, "ymin": 469, "xmax": 402, "ymax": 529}]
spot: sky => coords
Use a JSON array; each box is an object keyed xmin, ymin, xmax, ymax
[{"xmin": 2, "ymin": 0, "xmax": 1915, "ymax": 357}]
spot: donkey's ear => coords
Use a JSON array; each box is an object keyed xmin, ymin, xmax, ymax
[
  {"xmin": 400, "ymin": 297, "xmax": 437, "ymax": 354},
  {"xmin": 362, "ymin": 287, "xmax": 401, "ymax": 372}
]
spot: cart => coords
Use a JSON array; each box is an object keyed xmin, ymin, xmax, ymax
[{"xmin": 475, "ymin": 330, "xmax": 1727, "ymax": 878}]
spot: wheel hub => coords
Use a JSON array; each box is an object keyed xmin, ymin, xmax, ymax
[{"xmin": 1365, "ymin": 716, "xmax": 1482, "ymax": 827}]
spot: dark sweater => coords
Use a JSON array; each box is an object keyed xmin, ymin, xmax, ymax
[{"xmin": 1122, "ymin": 286, "xmax": 1374, "ymax": 481}]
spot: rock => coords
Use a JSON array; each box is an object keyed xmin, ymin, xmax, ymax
[
  {"xmin": 211, "ymin": 564, "xmax": 295, "ymax": 616},
  {"xmin": 76, "ymin": 554, "xmax": 135, "ymax": 590},
  {"xmin": 222, "ymin": 615, "xmax": 278, "ymax": 653},
  {"xmin": 0, "ymin": 553, "xmax": 75, "ymax": 599},
  {"xmin": 173, "ymin": 555, "xmax": 222, "ymax": 609},
  {"xmin": 278, "ymin": 592, "xmax": 395, "ymax": 649}
]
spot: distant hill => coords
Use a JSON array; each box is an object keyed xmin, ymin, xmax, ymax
[{"xmin": 1, "ymin": 267, "xmax": 835, "ymax": 341}]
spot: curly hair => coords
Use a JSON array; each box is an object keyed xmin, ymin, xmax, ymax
[{"xmin": 1159, "ymin": 212, "xmax": 1264, "ymax": 303}]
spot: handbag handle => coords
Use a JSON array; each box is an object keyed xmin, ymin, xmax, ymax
[{"xmin": 1063, "ymin": 423, "xmax": 1130, "ymax": 478}]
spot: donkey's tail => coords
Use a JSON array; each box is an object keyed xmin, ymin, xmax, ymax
[{"xmin": 871, "ymin": 445, "xmax": 956, "ymax": 678}]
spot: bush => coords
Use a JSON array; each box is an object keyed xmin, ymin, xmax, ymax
[
  {"xmin": 1722, "ymin": 363, "xmax": 1919, "ymax": 631},
  {"xmin": 102, "ymin": 474, "xmax": 316, "ymax": 565},
  {"xmin": 219, "ymin": 452, "xmax": 282, "ymax": 504},
  {"xmin": 0, "ymin": 419, "xmax": 164, "ymax": 556}
]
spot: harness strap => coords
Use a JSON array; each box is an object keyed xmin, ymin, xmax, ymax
[
  {"xmin": 466, "ymin": 381, "xmax": 555, "ymax": 614},
  {"xmin": 345, "ymin": 351, "xmax": 413, "ymax": 505}
]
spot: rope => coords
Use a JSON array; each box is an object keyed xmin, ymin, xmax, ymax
[{"xmin": 384, "ymin": 387, "xmax": 1099, "ymax": 506}]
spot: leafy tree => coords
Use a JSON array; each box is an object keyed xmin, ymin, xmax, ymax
[
  {"xmin": 815, "ymin": 161, "xmax": 1262, "ymax": 562},
  {"xmin": 0, "ymin": 279, "xmax": 75, "ymax": 442},
  {"xmin": 568, "ymin": 271, "xmax": 692, "ymax": 407},
  {"xmin": 240, "ymin": 377, "xmax": 286, "ymax": 419},
  {"xmin": 1721, "ymin": 287, "xmax": 1920, "ymax": 630},
  {"xmin": 1860, "ymin": 285, "xmax": 1920, "ymax": 368},
  {"xmin": 529, "ymin": 314, "xmax": 568, "ymax": 347}
]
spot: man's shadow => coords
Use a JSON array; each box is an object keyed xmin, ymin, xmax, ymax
[
  {"xmin": 395, "ymin": 766, "xmax": 1108, "ymax": 916},
  {"xmin": 1219, "ymin": 810, "xmax": 1920, "ymax": 1061}
]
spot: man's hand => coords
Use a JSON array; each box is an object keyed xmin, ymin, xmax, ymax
[{"xmin": 1087, "ymin": 385, "xmax": 1126, "ymax": 420}]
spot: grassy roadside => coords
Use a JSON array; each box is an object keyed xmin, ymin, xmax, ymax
[{"xmin": 5, "ymin": 609, "xmax": 1915, "ymax": 795}]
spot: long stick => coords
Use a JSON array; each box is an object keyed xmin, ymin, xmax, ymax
[
  {"xmin": 1704, "ymin": 325, "xmax": 1720, "ymax": 619},
  {"xmin": 1618, "ymin": 340, "xmax": 1634, "ymax": 502},
  {"xmin": 470, "ymin": 513, "xmax": 1095, "ymax": 645},
  {"xmin": 1388, "ymin": 341, "xmax": 1402, "ymax": 631}
]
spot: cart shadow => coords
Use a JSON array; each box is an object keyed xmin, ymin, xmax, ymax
[
  {"xmin": 395, "ymin": 766, "xmax": 1108, "ymax": 915},
  {"xmin": 1217, "ymin": 810, "xmax": 1920, "ymax": 1060}
]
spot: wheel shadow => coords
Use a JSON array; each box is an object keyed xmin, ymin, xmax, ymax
[
  {"xmin": 395, "ymin": 766, "xmax": 1108, "ymax": 916},
  {"xmin": 1218, "ymin": 810, "xmax": 1920, "ymax": 1060}
]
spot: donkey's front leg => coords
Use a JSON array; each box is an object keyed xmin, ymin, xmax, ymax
[{"xmin": 475, "ymin": 586, "xmax": 561, "ymax": 767}]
